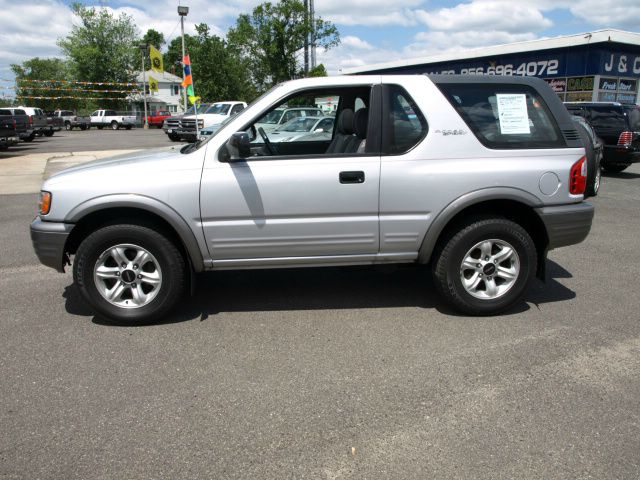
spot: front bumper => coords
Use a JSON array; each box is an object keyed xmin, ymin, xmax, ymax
[
  {"xmin": 30, "ymin": 218, "xmax": 73, "ymax": 272},
  {"xmin": 535, "ymin": 202, "xmax": 594, "ymax": 250}
]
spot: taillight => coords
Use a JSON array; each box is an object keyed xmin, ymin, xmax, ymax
[
  {"xmin": 617, "ymin": 131, "xmax": 633, "ymax": 147},
  {"xmin": 28, "ymin": 115, "xmax": 33, "ymax": 125},
  {"xmin": 569, "ymin": 156, "xmax": 587, "ymax": 195}
]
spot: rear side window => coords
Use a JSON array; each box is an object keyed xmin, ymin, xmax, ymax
[
  {"xmin": 438, "ymin": 84, "xmax": 564, "ymax": 149},
  {"xmin": 15, "ymin": 109, "xmax": 26, "ymax": 115},
  {"xmin": 0, "ymin": 109, "xmax": 10, "ymax": 115},
  {"xmin": 383, "ymin": 85, "xmax": 428, "ymax": 154},
  {"xmin": 587, "ymin": 107, "xmax": 626, "ymax": 131},
  {"xmin": 623, "ymin": 106, "xmax": 640, "ymax": 131}
]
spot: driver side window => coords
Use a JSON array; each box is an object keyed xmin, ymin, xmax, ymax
[{"xmin": 221, "ymin": 85, "xmax": 377, "ymax": 162}]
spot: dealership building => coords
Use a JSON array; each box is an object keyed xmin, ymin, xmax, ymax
[{"xmin": 345, "ymin": 29, "xmax": 640, "ymax": 104}]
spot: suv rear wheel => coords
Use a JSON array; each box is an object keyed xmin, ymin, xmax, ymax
[
  {"xmin": 432, "ymin": 217, "xmax": 537, "ymax": 315},
  {"xmin": 73, "ymin": 224, "xmax": 186, "ymax": 323}
]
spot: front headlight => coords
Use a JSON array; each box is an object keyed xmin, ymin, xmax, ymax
[{"xmin": 39, "ymin": 191, "xmax": 52, "ymax": 215}]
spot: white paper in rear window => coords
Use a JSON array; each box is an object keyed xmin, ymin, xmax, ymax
[{"xmin": 496, "ymin": 94, "xmax": 530, "ymax": 135}]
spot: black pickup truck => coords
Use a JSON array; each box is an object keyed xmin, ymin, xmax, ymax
[
  {"xmin": 0, "ymin": 108, "xmax": 30, "ymax": 144},
  {"xmin": 0, "ymin": 115, "xmax": 18, "ymax": 150}
]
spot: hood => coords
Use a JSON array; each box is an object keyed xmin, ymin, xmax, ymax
[
  {"xmin": 185, "ymin": 113, "xmax": 227, "ymax": 124},
  {"xmin": 45, "ymin": 147, "xmax": 186, "ymax": 184}
]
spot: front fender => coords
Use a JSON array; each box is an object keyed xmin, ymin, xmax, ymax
[{"xmin": 65, "ymin": 194, "xmax": 205, "ymax": 272}]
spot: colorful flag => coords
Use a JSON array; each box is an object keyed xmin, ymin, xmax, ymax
[
  {"xmin": 148, "ymin": 75, "xmax": 159, "ymax": 93},
  {"xmin": 150, "ymin": 45, "xmax": 163, "ymax": 73},
  {"xmin": 182, "ymin": 55, "xmax": 200, "ymax": 105}
]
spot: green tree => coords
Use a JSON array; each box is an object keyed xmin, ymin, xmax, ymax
[
  {"xmin": 166, "ymin": 24, "xmax": 256, "ymax": 104},
  {"xmin": 11, "ymin": 57, "xmax": 76, "ymax": 111},
  {"xmin": 57, "ymin": 3, "xmax": 140, "ymax": 108},
  {"xmin": 142, "ymin": 28, "xmax": 165, "ymax": 49},
  {"xmin": 228, "ymin": 0, "xmax": 339, "ymax": 92}
]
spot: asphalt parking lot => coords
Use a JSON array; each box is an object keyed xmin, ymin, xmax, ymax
[
  {"xmin": 0, "ymin": 127, "xmax": 183, "ymax": 157},
  {"xmin": 1, "ymin": 163, "xmax": 640, "ymax": 478}
]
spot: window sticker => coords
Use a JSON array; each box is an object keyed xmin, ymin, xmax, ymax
[{"xmin": 496, "ymin": 94, "xmax": 530, "ymax": 135}]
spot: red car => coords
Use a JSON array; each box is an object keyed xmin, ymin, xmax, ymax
[{"xmin": 147, "ymin": 110, "xmax": 172, "ymax": 128}]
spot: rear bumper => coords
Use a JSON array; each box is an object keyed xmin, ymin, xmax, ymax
[
  {"xmin": 603, "ymin": 145, "xmax": 640, "ymax": 165},
  {"xmin": 535, "ymin": 202, "xmax": 594, "ymax": 250},
  {"xmin": 30, "ymin": 218, "xmax": 73, "ymax": 272}
]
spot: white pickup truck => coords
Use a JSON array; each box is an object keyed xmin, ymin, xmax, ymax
[{"xmin": 89, "ymin": 110, "xmax": 136, "ymax": 130}]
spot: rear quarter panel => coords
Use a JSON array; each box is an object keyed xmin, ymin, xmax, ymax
[{"xmin": 378, "ymin": 75, "xmax": 585, "ymax": 255}]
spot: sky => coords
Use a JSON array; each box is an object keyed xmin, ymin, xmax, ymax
[{"xmin": 1, "ymin": 0, "xmax": 639, "ymax": 92}]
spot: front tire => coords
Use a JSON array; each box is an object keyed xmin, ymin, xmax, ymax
[
  {"xmin": 73, "ymin": 224, "xmax": 187, "ymax": 323},
  {"xmin": 432, "ymin": 217, "xmax": 537, "ymax": 316},
  {"xmin": 44, "ymin": 130, "xmax": 54, "ymax": 137},
  {"xmin": 65, "ymin": 121, "xmax": 72, "ymax": 131}
]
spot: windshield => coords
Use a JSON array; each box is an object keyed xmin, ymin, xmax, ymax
[
  {"xmin": 206, "ymin": 104, "xmax": 231, "ymax": 115},
  {"xmin": 257, "ymin": 110, "xmax": 283, "ymax": 124},
  {"xmin": 184, "ymin": 104, "xmax": 210, "ymax": 115},
  {"xmin": 276, "ymin": 117, "xmax": 319, "ymax": 132}
]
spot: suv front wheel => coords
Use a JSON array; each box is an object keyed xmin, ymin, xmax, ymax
[
  {"xmin": 73, "ymin": 224, "xmax": 186, "ymax": 323},
  {"xmin": 432, "ymin": 217, "xmax": 537, "ymax": 316}
]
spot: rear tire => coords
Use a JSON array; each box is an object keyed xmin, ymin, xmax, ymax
[
  {"xmin": 432, "ymin": 217, "xmax": 537, "ymax": 316},
  {"xmin": 73, "ymin": 224, "xmax": 187, "ymax": 323},
  {"xmin": 603, "ymin": 163, "xmax": 630, "ymax": 174},
  {"xmin": 587, "ymin": 157, "xmax": 602, "ymax": 196},
  {"xmin": 44, "ymin": 130, "xmax": 54, "ymax": 137},
  {"xmin": 111, "ymin": 121, "xmax": 119, "ymax": 130}
]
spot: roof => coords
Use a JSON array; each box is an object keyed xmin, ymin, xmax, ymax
[
  {"xmin": 135, "ymin": 70, "xmax": 183, "ymax": 83},
  {"xmin": 344, "ymin": 29, "xmax": 640, "ymax": 74}
]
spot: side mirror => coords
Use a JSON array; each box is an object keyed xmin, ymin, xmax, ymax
[
  {"xmin": 227, "ymin": 131, "xmax": 251, "ymax": 160},
  {"xmin": 314, "ymin": 128, "xmax": 323, "ymax": 133}
]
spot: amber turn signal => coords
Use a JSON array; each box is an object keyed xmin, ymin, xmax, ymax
[{"xmin": 39, "ymin": 191, "xmax": 52, "ymax": 215}]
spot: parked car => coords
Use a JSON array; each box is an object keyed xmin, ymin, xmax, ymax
[
  {"xmin": 191, "ymin": 101, "xmax": 246, "ymax": 128},
  {"xmin": 0, "ymin": 108, "xmax": 31, "ymax": 142},
  {"xmin": 147, "ymin": 110, "xmax": 172, "ymax": 128},
  {"xmin": 51, "ymin": 110, "xmax": 90, "ymax": 131},
  {"xmin": 163, "ymin": 104, "xmax": 211, "ymax": 142},
  {"xmin": 45, "ymin": 111, "xmax": 64, "ymax": 136},
  {"xmin": 255, "ymin": 107, "xmax": 323, "ymax": 133},
  {"xmin": 0, "ymin": 115, "xmax": 18, "ymax": 150},
  {"xmin": 15, "ymin": 106, "xmax": 49, "ymax": 138},
  {"xmin": 268, "ymin": 116, "xmax": 335, "ymax": 143},
  {"xmin": 571, "ymin": 116, "xmax": 604, "ymax": 197},
  {"xmin": 31, "ymin": 74, "xmax": 594, "ymax": 323},
  {"xmin": 89, "ymin": 110, "xmax": 136, "ymax": 130},
  {"xmin": 565, "ymin": 102, "xmax": 640, "ymax": 173}
]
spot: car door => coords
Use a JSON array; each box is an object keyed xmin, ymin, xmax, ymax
[{"xmin": 200, "ymin": 85, "xmax": 382, "ymax": 265}]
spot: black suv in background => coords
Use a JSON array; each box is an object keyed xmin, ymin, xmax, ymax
[{"xmin": 565, "ymin": 102, "xmax": 640, "ymax": 173}]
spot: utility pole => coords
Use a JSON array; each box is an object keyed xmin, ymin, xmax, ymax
[
  {"xmin": 178, "ymin": 5, "xmax": 189, "ymax": 112},
  {"xmin": 304, "ymin": 0, "xmax": 309, "ymax": 75},
  {"xmin": 309, "ymin": 0, "xmax": 316, "ymax": 70},
  {"xmin": 138, "ymin": 44, "xmax": 148, "ymax": 129}
]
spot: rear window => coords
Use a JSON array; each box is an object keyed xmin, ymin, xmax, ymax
[
  {"xmin": 623, "ymin": 106, "xmax": 640, "ymax": 131},
  {"xmin": 0, "ymin": 109, "xmax": 10, "ymax": 115},
  {"xmin": 14, "ymin": 109, "xmax": 26, "ymax": 115},
  {"xmin": 438, "ymin": 83, "xmax": 564, "ymax": 149}
]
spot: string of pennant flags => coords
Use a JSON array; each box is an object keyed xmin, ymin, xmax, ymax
[
  {"xmin": 1, "ymin": 85, "xmax": 141, "ymax": 93},
  {"xmin": 15, "ymin": 95, "xmax": 141, "ymax": 100},
  {"xmin": 0, "ymin": 78, "xmax": 142, "ymax": 87}
]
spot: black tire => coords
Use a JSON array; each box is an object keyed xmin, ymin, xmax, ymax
[
  {"xmin": 111, "ymin": 121, "xmax": 119, "ymax": 130},
  {"xmin": 73, "ymin": 224, "xmax": 187, "ymax": 323},
  {"xmin": 44, "ymin": 130, "xmax": 54, "ymax": 137},
  {"xmin": 602, "ymin": 163, "xmax": 630, "ymax": 174},
  {"xmin": 97, "ymin": 126, "xmax": 104, "ymax": 130},
  {"xmin": 23, "ymin": 133, "xmax": 35, "ymax": 142},
  {"xmin": 587, "ymin": 157, "xmax": 602, "ymax": 196},
  {"xmin": 82, "ymin": 125, "xmax": 89, "ymax": 130},
  {"xmin": 65, "ymin": 121, "xmax": 72, "ymax": 131},
  {"xmin": 168, "ymin": 133, "xmax": 180, "ymax": 141},
  {"xmin": 432, "ymin": 217, "xmax": 537, "ymax": 316}
]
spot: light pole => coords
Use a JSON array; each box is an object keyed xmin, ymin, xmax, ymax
[
  {"xmin": 138, "ymin": 43, "xmax": 149, "ymax": 129},
  {"xmin": 178, "ymin": 5, "xmax": 189, "ymax": 112}
]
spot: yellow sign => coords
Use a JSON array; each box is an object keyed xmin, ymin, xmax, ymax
[
  {"xmin": 148, "ymin": 76, "xmax": 159, "ymax": 93},
  {"xmin": 150, "ymin": 45, "xmax": 163, "ymax": 73}
]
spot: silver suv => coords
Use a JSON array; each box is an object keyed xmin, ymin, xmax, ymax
[{"xmin": 31, "ymin": 75, "xmax": 594, "ymax": 322}]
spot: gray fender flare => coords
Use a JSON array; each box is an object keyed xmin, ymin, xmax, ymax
[
  {"xmin": 65, "ymin": 194, "xmax": 205, "ymax": 272},
  {"xmin": 417, "ymin": 187, "xmax": 543, "ymax": 264}
]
